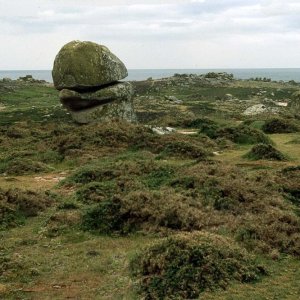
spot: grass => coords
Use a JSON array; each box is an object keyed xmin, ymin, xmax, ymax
[{"xmin": 1, "ymin": 78, "xmax": 300, "ymax": 299}]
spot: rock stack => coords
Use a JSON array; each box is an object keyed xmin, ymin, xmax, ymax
[{"xmin": 52, "ymin": 40, "xmax": 136, "ymax": 124}]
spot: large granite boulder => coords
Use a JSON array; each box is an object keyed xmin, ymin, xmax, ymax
[
  {"xmin": 52, "ymin": 41, "xmax": 128, "ymax": 90},
  {"xmin": 59, "ymin": 82, "xmax": 132, "ymax": 110},
  {"xmin": 52, "ymin": 40, "xmax": 136, "ymax": 124}
]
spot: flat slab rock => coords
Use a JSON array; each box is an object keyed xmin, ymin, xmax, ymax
[
  {"xmin": 59, "ymin": 82, "xmax": 133, "ymax": 110},
  {"xmin": 68, "ymin": 98, "xmax": 137, "ymax": 124},
  {"xmin": 52, "ymin": 40, "xmax": 128, "ymax": 90}
]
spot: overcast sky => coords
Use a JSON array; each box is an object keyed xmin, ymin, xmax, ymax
[{"xmin": 0, "ymin": 0, "xmax": 300, "ymax": 69}]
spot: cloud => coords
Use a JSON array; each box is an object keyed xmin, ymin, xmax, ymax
[{"xmin": 0, "ymin": 0, "xmax": 299, "ymax": 69}]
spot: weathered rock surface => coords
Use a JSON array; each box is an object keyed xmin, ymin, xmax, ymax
[
  {"xmin": 52, "ymin": 40, "xmax": 128, "ymax": 90},
  {"xmin": 52, "ymin": 40, "xmax": 136, "ymax": 123},
  {"xmin": 243, "ymin": 104, "xmax": 268, "ymax": 116},
  {"xmin": 69, "ymin": 97, "xmax": 136, "ymax": 124},
  {"xmin": 60, "ymin": 82, "xmax": 133, "ymax": 110}
]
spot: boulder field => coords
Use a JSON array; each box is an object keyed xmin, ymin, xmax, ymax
[{"xmin": 52, "ymin": 40, "xmax": 136, "ymax": 123}]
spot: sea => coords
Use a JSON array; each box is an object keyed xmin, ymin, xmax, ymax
[{"xmin": 1, "ymin": 69, "xmax": 300, "ymax": 82}]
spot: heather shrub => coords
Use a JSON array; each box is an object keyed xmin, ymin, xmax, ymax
[
  {"xmin": 81, "ymin": 189, "xmax": 203, "ymax": 234},
  {"xmin": 278, "ymin": 166, "xmax": 300, "ymax": 206},
  {"xmin": 0, "ymin": 158, "xmax": 51, "ymax": 175},
  {"xmin": 262, "ymin": 118, "xmax": 299, "ymax": 134},
  {"xmin": 236, "ymin": 211, "xmax": 300, "ymax": 256},
  {"xmin": 81, "ymin": 198, "xmax": 127, "ymax": 234},
  {"xmin": 0, "ymin": 188, "xmax": 53, "ymax": 229},
  {"xmin": 63, "ymin": 165, "xmax": 115, "ymax": 185},
  {"xmin": 215, "ymin": 125, "xmax": 272, "ymax": 145},
  {"xmin": 244, "ymin": 144, "xmax": 287, "ymax": 161},
  {"xmin": 76, "ymin": 181, "xmax": 116, "ymax": 203},
  {"xmin": 183, "ymin": 117, "xmax": 220, "ymax": 138},
  {"xmin": 130, "ymin": 232, "xmax": 267, "ymax": 299},
  {"xmin": 159, "ymin": 139, "xmax": 209, "ymax": 160}
]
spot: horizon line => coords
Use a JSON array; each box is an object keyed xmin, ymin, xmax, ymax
[{"xmin": 1, "ymin": 67, "xmax": 300, "ymax": 71}]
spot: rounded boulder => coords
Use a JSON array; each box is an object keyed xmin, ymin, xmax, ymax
[{"xmin": 52, "ymin": 40, "xmax": 128, "ymax": 90}]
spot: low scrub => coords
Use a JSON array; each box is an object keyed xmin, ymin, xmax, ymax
[
  {"xmin": 0, "ymin": 188, "xmax": 53, "ymax": 229},
  {"xmin": 0, "ymin": 158, "xmax": 51, "ymax": 175},
  {"xmin": 215, "ymin": 125, "xmax": 272, "ymax": 145},
  {"xmin": 183, "ymin": 117, "xmax": 220, "ymax": 138},
  {"xmin": 81, "ymin": 189, "xmax": 203, "ymax": 234},
  {"xmin": 244, "ymin": 144, "xmax": 287, "ymax": 161},
  {"xmin": 130, "ymin": 232, "xmax": 267, "ymax": 299},
  {"xmin": 262, "ymin": 118, "xmax": 299, "ymax": 134},
  {"xmin": 76, "ymin": 181, "xmax": 116, "ymax": 204},
  {"xmin": 278, "ymin": 166, "xmax": 300, "ymax": 206}
]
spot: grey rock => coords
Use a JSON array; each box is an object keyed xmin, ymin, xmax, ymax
[
  {"xmin": 68, "ymin": 97, "xmax": 136, "ymax": 124},
  {"xmin": 164, "ymin": 95, "xmax": 183, "ymax": 104},
  {"xmin": 224, "ymin": 94, "xmax": 233, "ymax": 100},
  {"xmin": 59, "ymin": 82, "xmax": 133, "ymax": 110},
  {"xmin": 52, "ymin": 40, "xmax": 128, "ymax": 90},
  {"xmin": 145, "ymin": 126, "xmax": 176, "ymax": 135}
]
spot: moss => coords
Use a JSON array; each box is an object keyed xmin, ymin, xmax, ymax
[{"xmin": 52, "ymin": 40, "xmax": 128, "ymax": 90}]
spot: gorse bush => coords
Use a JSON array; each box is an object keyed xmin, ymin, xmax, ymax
[
  {"xmin": 278, "ymin": 166, "xmax": 300, "ymax": 206},
  {"xmin": 244, "ymin": 144, "xmax": 287, "ymax": 161},
  {"xmin": 183, "ymin": 117, "xmax": 220, "ymax": 138},
  {"xmin": 130, "ymin": 232, "xmax": 267, "ymax": 299},
  {"xmin": 76, "ymin": 181, "xmax": 116, "ymax": 204},
  {"xmin": 215, "ymin": 125, "xmax": 272, "ymax": 145},
  {"xmin": 262, "ymin": 118, "xmax": 299, "ymax": 134},
  {"xmin": 63, "ymin": 165, "xmax": 115, "ymax": 185},
  {"xmin": 81, "ymin": 189, "xmax": 203, "ymax": 234},
  {"xmin": 0, "ymin": 188, "xmax": 53, "ymax": 229},
  {"xmin": 77, "ymin": 159, "xmax": 300, "ymax": 256},
  {"xmin": 0, "ymin": 158, "xmax": 51, "ymax": 175},
  {"xmin": 81, "ymin": 198, "xmax": 126, "ymax": 234}
]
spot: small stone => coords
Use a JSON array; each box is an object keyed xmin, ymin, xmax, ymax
[
  {"xmin": 164, "ymin": 95, "xmax": 183, "ymax": 104},
  {"xmin": 224, "ymin": 94, "xmax": 233, "ymax": 100}
]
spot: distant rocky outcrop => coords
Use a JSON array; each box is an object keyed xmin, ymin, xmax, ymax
[{"xmin": 52, "ymin": 40, "xmax": 136, "ymax": 124}]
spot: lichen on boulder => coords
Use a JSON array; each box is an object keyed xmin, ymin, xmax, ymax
[
  {"xmin": 52, "ymin": 40, "xmax": 128, "ymax": 90},
  {"xmin": 52, "ymin": 40, "xmax": 136, "ymax": 123},
  {"xmin": 69, "ymin": 97, "xmax": 137, "ymax": 124}
]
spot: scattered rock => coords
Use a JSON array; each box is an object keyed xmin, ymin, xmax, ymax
[
  {"xmin": 243, "ymin": 104, "xmax": 268, "ymax": 116},
  {"xmin": 275, "ymin": 102, "xmax": 288, "ymax": 107},
  {"xmin": 146, "ymin": 126, "xmax": 176, "ymax": 135},
  {"xmin": 224, "ymin": 93, "xmax": 233, "ymax": 100},
  {"xmin": 1, "ymin": 77, "xmax": 12, "ymax": 83},
  {"xmin": 164, "ymin": 95, "xmax": 183, "ymax": 104}
]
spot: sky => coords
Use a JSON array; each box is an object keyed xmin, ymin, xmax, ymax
[{"xmin": 0, "ymin": 0, "xmax": 300, "ymax": 69}]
